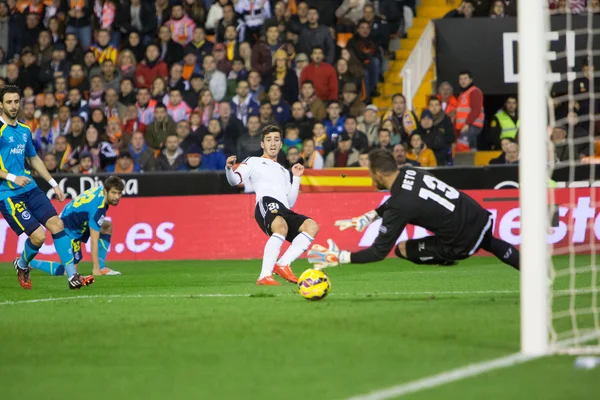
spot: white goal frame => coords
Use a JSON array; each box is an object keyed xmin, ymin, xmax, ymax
[{"xmin": 518, "ymin": 0, "xmax": 550, "ymax": 355}]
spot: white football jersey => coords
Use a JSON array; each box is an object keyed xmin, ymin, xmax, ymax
[{"xmin": 234, "ymin": 156, "xmax": 298, "ymax": 208}]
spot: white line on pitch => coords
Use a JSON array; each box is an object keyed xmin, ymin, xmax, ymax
[
  {"xmin": 0, "ymin": 290, "xmax": 523, "ymax": 306},
  {"xmin": 345, "ymin": 331, "xmax": 600, "ymax": 400}
]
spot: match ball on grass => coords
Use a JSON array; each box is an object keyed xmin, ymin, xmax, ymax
[{"xmin": 298, "ymin": 269, "xmax": 331, "ymax": 301}]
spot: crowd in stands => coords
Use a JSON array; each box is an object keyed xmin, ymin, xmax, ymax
[{"xmin": 0, "ymin": 0, "xmax": 598, "ymax": 175}]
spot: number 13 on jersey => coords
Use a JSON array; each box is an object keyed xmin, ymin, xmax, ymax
[{"xmin": 418, "ymin": 175, "xmax": 459, "ymax": 212}]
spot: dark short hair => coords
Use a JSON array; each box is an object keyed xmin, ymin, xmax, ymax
[
  {"xmin": 169, "ymin": 88, "xmax": 181, "ymax": 94},
  {"xmin": 104, "ymin": 176, "xmax": 125, "ymax": 192},
  {"xmin": 308, "ymin": 6, "xmax": 318, "ymax": 13},
  {"xmin": 345, "ymin": 116, "xmax": 357, "ymax": 123},
  {"xmin": 312, "ymin": 46, "xmax": 324, "ymax": 53},
  {"xmin": 379, "ymin": 128, "xmax": 390, "ymax": 136},
  {"xmin": 369, "ymin": 149, "xmax": 398, "ymax": 174},
  {"xmin": 428, "ymin": 97, "xmax": 441, "ymax": 104},
  {"xmin": 261, "ymin": 124, "xmax": 283, "ymax": 141},
  {"xmin": 155, "ymin": 102, "xmax": 166, "ymax": 110},
  {"xmin": 459, "ymin": 70, "xmax": 472, "ymax": 78},
  {"xmin": 0, "ymin": 85, "xmax": 20, "ymax": 102},
  {"xmin": 392, "ymin": 93, "xmax": 405, "ymax": 102},
  {"xmin": 302, "ymin": 80, "xmax": 314, "ymax": 88}
]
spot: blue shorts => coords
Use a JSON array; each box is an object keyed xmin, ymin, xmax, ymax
[{"xmin": 0, "ymin": 187, "xmax": 57, "ymax": 236}]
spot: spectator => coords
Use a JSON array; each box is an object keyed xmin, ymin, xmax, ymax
[
  {"xmin": 123, "ymin": 31, "xmax": 145, "ymax": 62},
  {"xmin": 346, "ymin": 20, "xmax": 380, "ymax": 98},
  {"xmin": 297, "ymin": 7, "xmax": 334, "ymax": 65},
  {"xmin": 382, "ymin": 93, "xmax": 418, "ymax": 143},
  {"xmin": 268, "ymin": 84, "xmax": 291, "ymax": 125},
  {"xmin": 118, "ymin": 0, "xmax": 157, "ymax": 43},
  {"xmin": 40, "ymin": 93, "xmax": 59, "ymax": 120},
  {"xmin": 88, "ymin": 75, "xmax": 105, "ymax": 109},
  {"xmin": 344, "ymin": 116, "xmax": 369, "ymax": 152},
  {"xmin": 123, "ymin": 104, "xmax": 146, "ymax": 136},
  {"xmin": 176, "ymin": 119, "xmax": 201, "ymax": 153},
  {"xmin": 290, "ymin": 1, "xmax": 309, "ymax": 33},
  {"xmin": 136, "ymin": 87, "xmax": 157, "ymax": 125},
  {"xmin": 34, "ymin": 113, "xmax": 54, "ymax": 155},
  {"xmin": 489, "ymin": 137, "xmax": 514, "ymax": 165},
  {"xmin": 283, "ymin": 124, "xmax": 302, "ymax": 153},
  {"xmin": 89, "ymin": 108, "xmax": 108, "ymax": 138},
  {"xmin": 436, "ymin": 81, "xmax": 458, "ymax": 121},
  {"xmin": 119, "ymin": 78, "xmax": 137, "ymax": 106},
  {"xmin": 406, "ymin": 133, "xmax": 437, "ymax": 167},
  {"xmin": 325, "ymin": 132, "xmax": 360, "ymax": 168},
  {"xmin": 239, "ymin": 41, "xmax": 253, "ymax": 71},
  {"xmin": 291, "ymin": 101, "xmax": 315, "ymax": 140},
  {"xmin": 22, "ymin": 102, "xmax": 38, "ymax": 132},
  {"xmin": 5, "ymin": 64, "xmax": 25, "ymax": 90},
  {"xmin": 104, "ymin": 88, "xmax": 127, "ymax": 120},
  {"xmin": 179, "ymin": 144, "xmax": 204, "ymax": 171},
  {"xmin": 54, "ymin": 76, "xmax": 69, "ymax": 105},
  {"xmin": 374, "ymin": 128, "xmax": 393, "ymax": 151},
  {"xmin": 231, "ymin": 79, "xmax": 260, "ymax": 126},
  {"xmin": 157, "ymin": 25, "xmax": 185, "ymax": 68},
  {"xmin": 117, "ymin": 50, "xmax": 138, "ymax": 81},
  {"xmin": 259, "ymin": 100, "xmax": 275, "ymax": 125},
  {"xmin": 44, "ymin": 153, "xmax": 58, "ymax": 173},
  {"xmin": 215, "ymin": 4, "xmax": 240, "ymax": 43},
  {"xmin": 228, "ymin": 57, "xmax": 249, "ymax": 82},
  {"xmin": 300, "ymin": 47, "xmax": 338, "ymax": 102},
  {"xmin": 66, "ymin": 88, "xmax": 89, "ymax": 121},
  {"xmin": 301, "ymin": 138, "xmax": 324, "ymax": 169},
  {"xmin": 20, "ymin": 49, "xmax": 41, "ymax": 92},
  {"xmin": 551, "ymin": 127, "xmax": 569, "ymax": 162},
  {"xmin": 157, "ymin": 133, "xmax": 186, "ymax": 171},
  {"xmin": 72, "ymin": 151, "xmax": 95, "ymax": 174},
  {"xmin": 248, "ymin": 69, "xmax": 265, "ymax": 103},
  {"xmin": 357, "ymin": 104, "xmax": 379, "ymax": 147},
  {"xmin": 65, "ymin": 33, "xmax": 84, "ymax": 65},
  {"xmin": 550, "ymin": 0, "xmax": 586, "ymax": 14},
  {"xmin": 286, "ymin": 146, "xmax": 302, "ymax": 168},
  {"xmin": 23, "ymin": 13, "xmax": 43, "ymax": 50},
  {"xmin": 235, "ymin": 0, "xmax": 272, "ymax": 45},
  {"xmin": 489, "ymin": 96, "xmax": 519, "ymax": 150},
  {"xmin": 106, "ymin": 151, "xmax": 140, "ymax": 173},
  {"xmin": 489, "ymin": 0, "xmax": 506, "ymax": 17},
  {"xmin": 65, "ymin": 115, "xmax": 85, "ymax": 148},
  {"xmin": 167, "ymin": 88, "xmax": 192, "ymax": 123},
  {"xmin": 294, "ymin": 53, "xmax": 309, "ymax": 80},
  {"xmin": 236, "ymin": 114, "xmax": 263, "ymax": 159},
  {"xmin": 54, "ymin": 135, "xmax": 73, "ymax": 172},
  {"xmin": 0, "ymin": 2, "xmax": 19, "ymax": 62},
  {"xmin": 151, "ymin": 76, "xmax": 168, "ymax": 103},
  {"xmin": 470, "ymin": 0, "xmax": 491, "ymax": 16},
  {"xmin": 222, "ymin": 24, "xmax": 242, "ymax": 62},
  {"xmin": 145, "ymin": 103, "xmax": 176, "ymax": 150},
  {"xmin": 128, "ymin": 131, "xmax": 156, "ymax": 172},
  {"xmin": 504, "ymin": 141, "xmax": 519, "ymax": 164},
  {"xmin": 90, "ymin": 28, "xmax": 117, "ymax": 64},
  {"xmin": 200, "ymin": 134, "xmax": 227, "ymax": 170},
  {"xmin": 341, "ymin": 82, "xmax": 366, "ymax": 118},
  {"xmin": 264, "ymin": 49, "xmax": 298, "ymax": 105},
  {"xmin": 83, "ymin": 51, "xmax": 101, "ymax": 78},
  {"xmin": 47, "ymin": 16, "xmax": 64, "ymax": 45},
  {"xmin": 183, "ymin": 73, "xmax": 205, "ymax": 110},
  {"xmin": 299, "ymin": 80, "xmax": 326, "ymax": 122},
  {"xmin": 250, "ymin": 30, "xmax": 273, "ymax": 77},
  {"xmin": 165, "ymin": 2, "xmax": 196, "ymax": 47},
  {"xmin": 336, "ymin": 58, "xmax": 362, "ymax": 101},
  {"xmin": 571, "ymin": 59, "xmax": 600, "ymax": 116},
  {"xmin": 444, "ymin": 1, "xmax": 476, "ymax": 18},
  {"xmin": 218, "ymin": 102, "xmax": 244, "ymax": 155},
  {"xmin": 263, "ymin": 0, "xmax": 286, "ymax": 36},
  {"xmin": 362, "ymin": 3, "xmax": 390, "ymax": 58},
  {"xmin": 416, "ymin": 110, "xmax": 450, "ymax": 166},
  {"xmin": 34, "ymin": 30, "xmax": 54, "ymax": 66},
  {"xmin": 566, "ymin": 110, "xmax": 591, "ymax": 159},
  {"xmin": 197, "ymin": 88, "xmax": 220, "ymax": 126},
  {"xmin": 206, "ymin": 0, "xmax": 231, "ymax": 33},
  {"xmin": 65, "ymin": 0, "xmax": 93, "ymax": 51},
  {"xmin": 203, "ymin": 54, "xmax": 227, "ymax": 101},
  {"xmin": 188, "ymin": 26, "xmax": 214, "ymax": 67},
  {"xmin": 73, "ymin": 125, "xmax": 117, "ymax": 171},
  {"xmin": 166, "ymin": 63, "xmax": 188, "ymax": 94},
  {"xmin": 324, "ymin": 100, "xmax": 346, "ymax": 141},
  {"xmin": 394, "ymin": 143, "xmax": 420, "ymax": 167},
  {"xmin": 38, "ymin": 46, "xmax": 68, "ymax": 89},
  {"xmin": 106, "ymin": 116, "xmax": 125, "ymax": 149},
  {"xmin": 335, "ymin": 0, "xmax": 367, "ymax": 26},
  {"xmin": 135, "ymin": 44, "xmax": 168, "ymax": 89},
  {"xmin": 428, "ymin": 97, "xmax": 455, "ymax": 148},
  {"xmin": 455, "ymin": 70, "xmax": 485, "ymax": 149},
  {"xmin": 312, "ymin": 121, "xmax": 333, "ymax": 155}
]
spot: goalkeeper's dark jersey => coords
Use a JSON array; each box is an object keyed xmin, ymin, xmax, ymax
[{"xmin": 351, "ymin": 167, "xmax": 492, "ymax": 264}]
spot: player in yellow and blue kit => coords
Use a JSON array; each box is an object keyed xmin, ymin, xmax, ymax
[
  {"xmin": 0, "ymin": 85, "xmax": 94, "ymax": 290},
  {"xmin": 30, "ymin": 176, "xmax": 124, "ymax": 277}
]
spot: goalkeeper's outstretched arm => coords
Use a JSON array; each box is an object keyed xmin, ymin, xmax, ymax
[{"xmin": 334, "ymin": 200, "xmax": 390, "ymax": 232}]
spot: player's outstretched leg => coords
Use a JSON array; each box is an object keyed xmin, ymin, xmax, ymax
[
  {"xmin": 97, "ymin": 221, "xmax": 121, "ymax": 276},
  {"xmin": 395, "ymin": 240, "xmax": 456, "ymax": 266},
  {"xmin": 46, "ymin": 217, "xmax": 94, "ymax": 289},
  {"xmin": 274, "ymin": 219, "xmax": 320, "ymax": 283},
  {"xmin": 30, "ymin": 260, "xmax": 65, "ymax": 276},
  {"xmin": 478, "ymin": 231, "xmax": 520, "ymax": 270},
  {"xmin": 257, "ymin": 217, "xmax": 287, "ymax": 286}
]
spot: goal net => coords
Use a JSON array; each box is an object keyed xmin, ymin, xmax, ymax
[{"xmin": 525, "ymin": 0, "xmax": 600, "ymax": 355}]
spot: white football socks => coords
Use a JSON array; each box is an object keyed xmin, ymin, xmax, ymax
[
  {"xmin": 277, "ymin": 232, "xmax": 314, "ymax": 267},
  {"xmin": 259, "ymin": 233, "xmax": 285, "ymax": 279}
]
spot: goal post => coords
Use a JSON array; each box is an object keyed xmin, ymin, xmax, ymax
[{"xmin": 518, "ymin": 0, "xmax": 551, "ymax": 356}]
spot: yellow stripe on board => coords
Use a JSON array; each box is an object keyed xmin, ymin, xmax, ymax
[
  {"xmin": 300, "ymin": 176, "xmax": 374, "ymax": 187},
  {"xmin": 7, "ymin": 198, "xmax": 24, "ymax": 231}
]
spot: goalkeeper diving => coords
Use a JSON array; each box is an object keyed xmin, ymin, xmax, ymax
[{"xmin": 308, "ymin": 149, "xmax": 521, "ymax": 270}]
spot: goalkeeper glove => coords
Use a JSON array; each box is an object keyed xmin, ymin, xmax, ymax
[
  {"xmin": 334, "ymin": 210, "xmax": 379, "ymax": 232},
  {"xmin": 307, "ymin": 239, "xmax": 351, "ymax": 269}
]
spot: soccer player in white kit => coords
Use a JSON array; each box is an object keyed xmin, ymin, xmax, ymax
[{"xmin": 225, "ymin": 125, "xmax": 320, "ymax": 285}]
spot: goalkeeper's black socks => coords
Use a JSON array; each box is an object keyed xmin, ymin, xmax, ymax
[{"xmin": 480, "ymin": 233, "xmax": 520, "ymax": 271}]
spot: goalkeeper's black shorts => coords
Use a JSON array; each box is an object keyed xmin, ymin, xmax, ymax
[{"xmin": 254, "ymin": 196, "xmax": 310, "ymax": 243}]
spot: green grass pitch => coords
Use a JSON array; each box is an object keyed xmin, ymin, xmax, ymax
[{"xmin": 0, "ymin": 256, "xmax": 599, "ymax": 400}]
